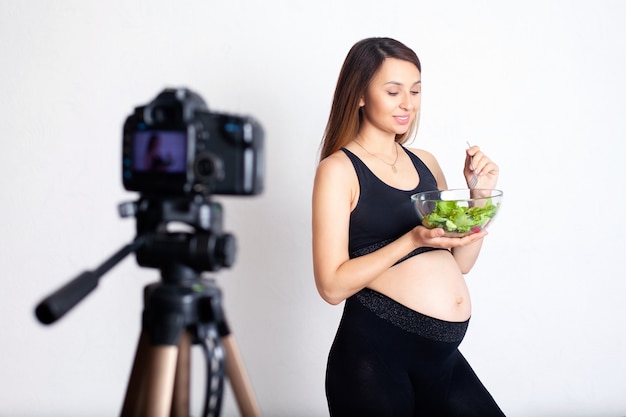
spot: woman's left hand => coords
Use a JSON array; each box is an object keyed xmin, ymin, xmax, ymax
[{"xmin": 465, "ymin": 145, "xmax": 499, "ymax": 189}]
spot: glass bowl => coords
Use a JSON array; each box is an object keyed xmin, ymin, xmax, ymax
[{"xmin": 411, "ymin": 189, "xmax": 503, "ymax": 237}]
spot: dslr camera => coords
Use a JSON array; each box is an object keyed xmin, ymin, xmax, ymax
[{"xmin": 122, "ymin": 88, "xmax": 264, "ymax": 196}]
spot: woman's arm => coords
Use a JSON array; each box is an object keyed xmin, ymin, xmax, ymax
[
  {"xmin": 312, "ymin": 153, "xmax": 417, "ymax": 305},
  {"xmin": 452, "ymin": 145, "xmax": 500, "ymax": 272},
  {"xmin": 412, "ymin": 146, "xmax": 499, "ymax": 274}
]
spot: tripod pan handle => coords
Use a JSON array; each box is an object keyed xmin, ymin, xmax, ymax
[{"xmin": 35, "ymin": 271, "xmax": 98, "ymax": 325}]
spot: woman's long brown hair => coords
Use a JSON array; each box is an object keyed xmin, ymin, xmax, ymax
[{"xmin": 319, "ymin": 37, "xmax": 422, "ymax": 161}]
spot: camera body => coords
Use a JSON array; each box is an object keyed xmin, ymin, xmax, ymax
[{"xmin": 122, "ymin": 88, "xmax": 264, "ymax": 196}]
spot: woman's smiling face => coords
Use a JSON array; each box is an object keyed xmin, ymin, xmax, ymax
[{"xmin": 360, "ymin": 58, "xmax": 421, "ymax": 136}]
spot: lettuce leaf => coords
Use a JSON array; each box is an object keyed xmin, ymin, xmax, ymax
[{"xmin": 421, "ymin": 198, "xmax": 499, "ymax": 233}]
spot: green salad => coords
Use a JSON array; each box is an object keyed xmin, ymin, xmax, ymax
[{"xmin": 421, "ymin": 198, "xmax": 500, "ymax": 233}]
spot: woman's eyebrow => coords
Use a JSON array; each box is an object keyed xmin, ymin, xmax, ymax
[{"xmin": 384, "ymin": 80, "xmax": 421, "ymax": 86}]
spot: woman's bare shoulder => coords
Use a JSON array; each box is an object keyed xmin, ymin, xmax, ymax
[
  {"xmin": 314, "ymin": 149, "xmax": 359, "ymax": 202},
  {"xmin": 405, "ymin": 146, "xmax": 439, "ymax": 167},
  {"xmin": 316, "ymin": 149, "xmax": 355, "ymax": 177}
]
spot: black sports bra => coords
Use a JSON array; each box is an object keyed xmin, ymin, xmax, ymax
[{"xmin": 341, "ymin": 146, "xmax": 443, "ymax": 261}]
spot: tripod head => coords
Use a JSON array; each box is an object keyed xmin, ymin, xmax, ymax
[
  {"xmin": 122, "ymin": 194, "xmax": 237, "ymax": 278},
  {"xmin": 35, "ymin": 193, "xmax": 236, "ymax": 325}
]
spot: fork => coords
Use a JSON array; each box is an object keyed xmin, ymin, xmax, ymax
[{"xmin": 466, "ymin": 141, "xmax": 478, "ymax": 189}]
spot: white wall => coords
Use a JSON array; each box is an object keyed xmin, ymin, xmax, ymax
[{"xmin": 1, "ymin": 1, "xmax": 625, "ymax": 416}]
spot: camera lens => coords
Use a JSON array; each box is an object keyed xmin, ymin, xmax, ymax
[{"xmin": 195, "ymin": 153, "xmax": 225, "ymax": 181}]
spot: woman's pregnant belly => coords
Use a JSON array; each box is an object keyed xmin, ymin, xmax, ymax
[{"xmin": 368, "ymin": 249, "xmax": 472, "ymax": 322}]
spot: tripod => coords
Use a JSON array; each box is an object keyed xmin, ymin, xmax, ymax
[
  {"xmin": 35, "ymin": 196, "xmax": 262, "ymax": 417},
  {"xmin": 120, "ymin": 264, "xmax": 261, "ymax": 417}
]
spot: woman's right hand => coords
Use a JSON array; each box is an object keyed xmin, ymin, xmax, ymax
[{"xmin": 409, "ymin": 225, "xmax": 487, "ymax": 249}]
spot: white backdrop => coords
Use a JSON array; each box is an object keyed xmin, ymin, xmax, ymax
[{"xmin": 1, "ymin": 1, "xmax": 625, "ymax": 416}]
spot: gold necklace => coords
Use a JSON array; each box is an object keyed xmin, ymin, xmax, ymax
[{"xmin": 354, "ymin": 139, "xmax": 400, "ymax": 173}]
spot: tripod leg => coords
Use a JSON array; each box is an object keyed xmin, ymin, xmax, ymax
[
  {"xmin": 171, "ymin": 331, "xmax": 192, "ymax": 417},
  {"xmin": 142, "ymin": 344, "xmax": 178, "ymax": 416},
  {"xmin": 222, "ymin": 334, "xmax": 263, "ymax": 417},
  {"xmin": 121, "ymin": 331, "xmax": 151, "ymax": 416},
  {"xmin": 121, "ymin": 331, "xmax": 179, "ymax": 417}
]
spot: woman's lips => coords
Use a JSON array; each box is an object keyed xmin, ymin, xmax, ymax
[{"xmin": 394, "ymin": 115, "xmax": 411, "ymax": 125}]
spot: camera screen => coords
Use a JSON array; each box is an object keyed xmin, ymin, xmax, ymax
[{"xmin": 132, "ymin": 131, "xmax": 187, "ymax": 173}]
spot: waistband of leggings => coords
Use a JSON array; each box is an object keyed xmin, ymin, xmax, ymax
[{"xmin": 352, "ymin": 288, "xmax": 469, "ymax": 343}]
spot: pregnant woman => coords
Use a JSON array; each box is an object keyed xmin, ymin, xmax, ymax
[{"xmin": 312, "ymin": 37, "xmax": 505, "ymax": 416}]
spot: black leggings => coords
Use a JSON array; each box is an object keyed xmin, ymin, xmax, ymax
[{"xmin": 326, "ymin": 289, "xmax": 505, "ymax": 417}]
